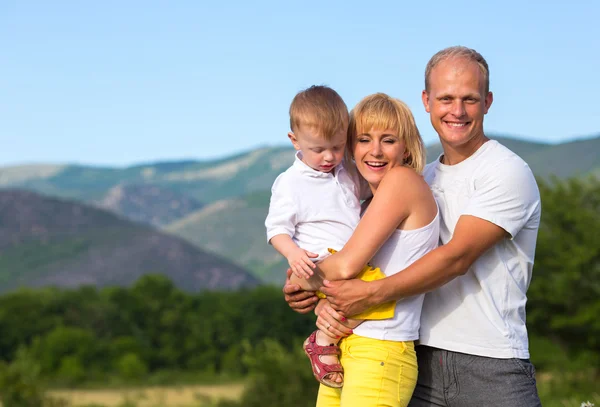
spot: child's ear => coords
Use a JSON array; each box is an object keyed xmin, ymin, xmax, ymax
[{"xmin": 288, "ymin": 132, "xmax": 301, "ymax": 150}]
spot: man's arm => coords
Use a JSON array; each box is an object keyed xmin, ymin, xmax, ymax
[
  {"xmin": 321, "ymin": 155, "xmax": 540, "ymax": 316},
  {"xmin": 320, "ymin": 215, "xmax": 507, "ymax": 316}
]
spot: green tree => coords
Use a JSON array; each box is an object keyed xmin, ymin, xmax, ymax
[
  {"xmin": 128, "ymin": 274, "xmax": 192, "ymax": 370},
  {"xmin": 0, "ymin": 289, "xmax": 60, "ymax": 362},
  {"xmin": 56, "ymin": 356, "xmax": 86, "ymax": 385},
  {"xmin": 219, "ymin": 339, "xmax": 318, "ymax": 407},
  {"xmin": 0, "ymin": 347, "xmax": 45, "ymax": 407},
  {"xmin": 116, "ymin": 353, "xmax": 148, "ymax": 381},
  {"xmin": 528, "ymin": 176, "xmax": 600, "ymax": 354},
  {"xmin": 31, "ymin": 326, "xmax": 97, "ymax": 376}
]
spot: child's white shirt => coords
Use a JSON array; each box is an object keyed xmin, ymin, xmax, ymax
[{"xmin": 265, "ymin": 152, "xmax": 361, "ymax": 261}]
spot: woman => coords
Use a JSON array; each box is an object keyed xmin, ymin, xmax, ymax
[{"xmin": 292, "ymin": 93, "xmax": 439, "ymax": 407}]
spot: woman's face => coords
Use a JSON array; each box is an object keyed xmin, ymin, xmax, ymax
[{"xmin": 353, "ymin": 127, "xmax": 407, "ymax": 191}]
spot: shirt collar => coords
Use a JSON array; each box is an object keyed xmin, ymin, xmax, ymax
[{"xmin": 293, "ymin": 151, "xmax": 345, "ymax": 178}]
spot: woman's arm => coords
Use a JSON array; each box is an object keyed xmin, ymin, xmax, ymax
[
  {"xmin": 320, "ymin": 215, "xmax": 507, "ymax": 316},
  {"xmin": 315, "ymin": 167, "xmax": 435, "ymax": 280}
]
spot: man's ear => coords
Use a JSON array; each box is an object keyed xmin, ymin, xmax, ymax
[
  {"xmin": 288, "ymin": 132, "xmax": 301, "ymax": 150},
  {"xmin": 484, "ymin": 91, "xmax": 493, "ymax": 114},
  {"xmin": 422, "ymin": 90, "xmax": 431, "ymax": 113}
]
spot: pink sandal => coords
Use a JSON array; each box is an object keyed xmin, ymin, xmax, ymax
[{"xmin": 303, "ymin": 330, "xmax": 344, "ymax": 388}]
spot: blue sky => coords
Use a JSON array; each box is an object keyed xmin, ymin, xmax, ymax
[{"xmin": 1, "ymin": 0, "xmax": 599, "ymax": 167}]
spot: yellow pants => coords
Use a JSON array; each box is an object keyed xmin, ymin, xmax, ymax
[
  {"xmin": 316, "ymin": 335, "xmax": 418, "ymax": 407},
  {"xmin": 316, "ymin": 249, "xmax": 395, "ymax": 320}
]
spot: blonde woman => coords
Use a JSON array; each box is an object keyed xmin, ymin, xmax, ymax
[{"xmin": 291, "ymin": 93, "xmax": 439, "ymax": 407}]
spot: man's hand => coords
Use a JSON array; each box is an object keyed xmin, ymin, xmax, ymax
[
  {"xmin": 319, "ymin": 278, "xmax": 376, "ymax": 316},
  {"xmin": 287, "ymin": 247, "xmax": 318, "ymax": 279},
  {"xmin": 283, "ymin": 269, "xmax": 318, "ymax": 314}
]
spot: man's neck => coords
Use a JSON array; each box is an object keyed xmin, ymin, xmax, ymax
[{"xmin": 440, "ymin": 134, "xmax": 489, "ymax": 165}]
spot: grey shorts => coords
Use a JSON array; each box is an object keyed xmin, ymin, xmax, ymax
[{"xmin": 408, "ymin": 345, "xmax": 542, "ymax": 407}]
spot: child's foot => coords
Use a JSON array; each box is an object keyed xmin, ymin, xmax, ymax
[
  {"xmin": 303, "ymin": 330, "xmax": 344, "ymax": 388},
  {"xmin": 315, "ymin": 330, "xmax": 344, "ymax": 385}
]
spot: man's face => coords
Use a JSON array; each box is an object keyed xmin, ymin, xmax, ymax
[
  {"xmin": 422, "ymin": 58, "xmax": 493, "ymax": 151},
  {"xmin": 288, "ymin": 126, "xmax": 347, "ymax": 173}
]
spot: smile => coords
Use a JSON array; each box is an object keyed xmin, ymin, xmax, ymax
[
  {"xmin": 365, "ymin": 161, "xmax": 387, "ymax": 169},
  {"xmin": 444, "ymin": 122, "xmax": 469, "ymax": 127}
]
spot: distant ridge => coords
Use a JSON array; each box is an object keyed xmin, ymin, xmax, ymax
[
  {"xmin": 163, "ymin": 134, "xmax": 600, "ymax": 283},
  {"xmin": 0, "ymin": 190, "xmax": 260, "ymax": 293},
  {"xmin": 1, "ymin": 134, "xmax": 598, "ymax": 284},
  {"xmin": 0, "ymin": 134, "xmax": 596, "ymax": 206},
  {"xmin": 96, "ymin": 184, "xmax": 204, "ymax": 227},
  {"xmin": 165, "ymin": 190, "xmax": 287, "ymax": 283},
  {"xmin": 525, "ymin": 135, "xmax": 600, "ymax": 178}
]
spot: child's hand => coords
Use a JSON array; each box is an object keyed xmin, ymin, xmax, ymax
[{"xmin": 288, "ymin": 247, "xmax": 318, "ymax": 279}]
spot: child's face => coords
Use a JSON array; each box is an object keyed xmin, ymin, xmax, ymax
[{"xmin": 288, "ymin": 127, "xmax": 347, "ymax": 173}]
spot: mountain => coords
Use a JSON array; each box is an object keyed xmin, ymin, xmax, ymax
[
  {"xmin": 0, "ymin": 190, "xmax": 259, "ymax": 293},
  {"xmin": 160, "ymin": 134, "xmax": 600, "ymax": 283},
  {"xmin": 525, "ymin": 136, "xmax": 600, "ymax": 178},
  {"xmin": 95, "ymin": 184, "xmax": 204, "ymax": 227},
  {"xmin": 1, "ymin": 135, "xmax": 597, "ymax": 209},
  {"xmin": 0, "ymin": 147, "xmax": 296, "ymax": 206},
  {"xmin": 1, "ymin": 134, "xmax": 598, "ymax": 284},
  {"xmin": 165, "ymin": 190, "xmax": 287, "ymax": 284}
]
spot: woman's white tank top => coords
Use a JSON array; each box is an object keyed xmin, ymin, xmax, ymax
[{"xmin": 353, "ymin": 211, "xmax": 440, "ymax": 341}]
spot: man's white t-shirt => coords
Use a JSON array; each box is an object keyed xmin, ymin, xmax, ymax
[
  {"xmin": 419, "ymin": 140, "xmax": 541, "ymax": 359},
  {"xmin": 265, "ymin": 152, "xmax": 362, "ymax": 261}
]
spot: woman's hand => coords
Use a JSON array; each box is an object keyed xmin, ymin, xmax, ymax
[
  {"xmin": 319, "ymin": 279, "xmax": 377, "ymax": 316},
  {"xmin": 282, "ymin": 269, "xmax": 318, "ymax": 314},
  {"xmin": 315, "ymin": 301, "xmax": 354, "ymax": 339}
]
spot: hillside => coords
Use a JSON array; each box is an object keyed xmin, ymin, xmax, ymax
[
  {"xmin": 0, "ymin": 147, "xmax": 296, "ymax": 206},
  {"xmin": 165, "ymin": 190, "xmax": 288, "ymax": 284},
  {"xmin": 95, "ymin": 184, "xmax": 204, "ymax": 226},
  {"xmin": 1, "ymin": 134, "xmax": 598, "ymax": 284},
  {"xmin": 161, "ymin": 134, "xmax": 600, "ymax": 283},
  {"xmin": 2, "ymin": 134, "xmax": 597, "ymax": 211},
  {"xmin": 0, "ymin": 190, "xmax": 260, "ymax": 293},
  {"xmin": 525, "ymin": 136, "xmax": 600, "ymax": 178}
]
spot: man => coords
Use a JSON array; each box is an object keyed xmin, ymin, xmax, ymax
[{"xmin": 284, "ymin": 46, "xmax": 543, "ymax": 406}]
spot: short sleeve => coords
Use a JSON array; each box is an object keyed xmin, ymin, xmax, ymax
[
  {"xmin": 463, "ymin": 157, "xmax": 541, "ymax": 238},
  {"xmin": 265, "ymin": 175, "xmax": 298, "ymax": 243}
]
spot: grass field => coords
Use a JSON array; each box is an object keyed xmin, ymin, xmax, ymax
[
  {"xmin": 4, "ymin": 379, "xmax": 598, "ymax": 407},
  {"xmin": 49, "ymin": 383, "xmax": 245, "ymax": 407}
]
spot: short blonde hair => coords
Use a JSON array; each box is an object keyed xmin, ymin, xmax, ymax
[
  {"xmin": 425, "ymin": 46, "xmax": 490, "ymax": 94},
  {"xmin": 348, "ymin": 93, "xmax": 425, "ymax": 174},
  {"xmin": 289, "ymin": 85, "xmax": 349, "ymax": 140}
]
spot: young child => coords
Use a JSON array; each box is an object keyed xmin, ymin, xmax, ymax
[{"xmin": 265, "ymin": 85, "xmax": 395, "ymax": 388}]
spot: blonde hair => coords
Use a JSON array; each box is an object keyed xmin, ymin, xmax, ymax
[
  {"xmin": 348, "ymin": 93, "xmax": 425, "ymax": 174},
  {"xmin": 425, "ymin": 46, "xmax": 490, "ymax": 94},
  {"xmin": 289, "ymin": 85, "xmax": 349, "ymax": 140}
]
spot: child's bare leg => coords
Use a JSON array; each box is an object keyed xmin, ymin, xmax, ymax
[
  {"xmin": 290, "ymin": 269, "xmax": 324, "ymax": 292},
  {"xmin": 306, "ymin": 299, "xmax": 362, "ymax": 385}
]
